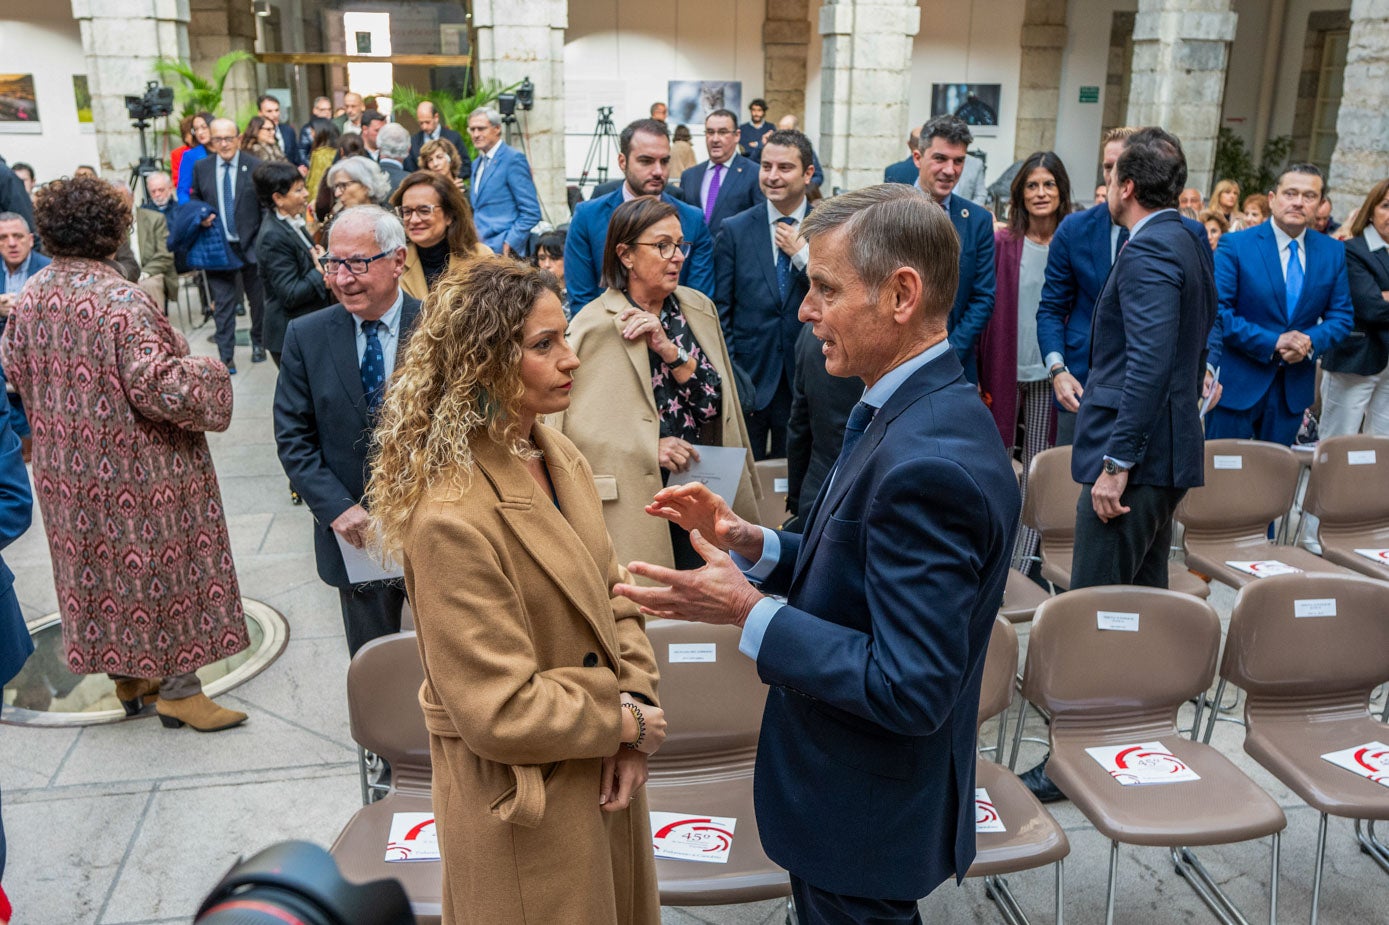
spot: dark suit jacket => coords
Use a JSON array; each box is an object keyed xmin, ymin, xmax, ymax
[
  {"xmin": 944, "ymin": 194, "xmax": 996, "ymax": 382},
  {"xmin": 785, "ymin": 323, "xmax": 860, "ymax": 519},
  {"xmin": 379, "ymin": 158, "xmax": 408, "ymax": 199},
  {"xmin": 1072, "ymin": 211, "xmax": 1216, "ymax": 489},
  {"xmin": 0, "ymin": 374, "xmax": 32, "ymax": 688},
  {"xmin": 275, "ymin": 122, "xmax": 304, "ymax": 167},
  {"xmin": 680, "ymin": 154, "xmax": 764, "ymax": 238},
  {"xmin": 713, "ymin": 202, "xmax": 810, "ymax": 409},
  {"xmin": 273, "ymin": 296, "xmax": 422, "ymax": 587},
  {"xmin": 406, "ymin": 126, "xmax": 469, "ymax": 175},
  {"xmin": 753, "ymin": 348, "xmax": 1018, "ymax": 898},
  {"xmin": 189, "ymin": 152, "xmax": 265, "ymax": 263},
  {"xmin": 883, "ymin": 157, "xmax": 917, "ymax": 184},
  {"xmin": 565, "ymin": 189, "xmax": 715, "ymax": 312},
  {"xmin": 1322, "ymin": 234, "xmax": 1389, "ymax": 376},
  {"xmin": 1205, "ymin": 223, "xmax": 1353, "ymax": 413},
  {"xmin": 255, "ymin": 214, "xmax": 333, "ymax": 354}
]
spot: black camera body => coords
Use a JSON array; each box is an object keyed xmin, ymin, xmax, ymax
[{"xmin": 125, "ymin": 81, "xmax": 175, "ymax": 123}]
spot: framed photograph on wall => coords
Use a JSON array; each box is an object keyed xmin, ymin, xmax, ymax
[
  {"xmin": 0, "ymin": 74, "xmax": 41, "ymax": 133},
  {"xmin": 930, "ymin": 83, "xmax": 1001, "ymax": 137},
  {"xmin": 667, "ymin": 81, "xmax": 743, "ymax": 127}
]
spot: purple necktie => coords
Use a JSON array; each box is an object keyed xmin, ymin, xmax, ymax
[{"xmin": 704, "ymin": 163, "xmax": 724, "ymax": 223}]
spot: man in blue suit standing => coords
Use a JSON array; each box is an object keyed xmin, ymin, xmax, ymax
[
  {"xmin": 618, "ymin": 184, "xmax": 1019, "ymax": 924},
  {"xmin": 883, "ymin": 126, "xmax": 920, "ymax": 184},
  {"xmin": 466, "ymin": 107, "xmax": 542, "ymax": 258},
  {"xmin": 713, "ymin": 129, "xmax": 816, "ymax": 459},
  {"xmin": 565, "ymin": 119, "xmax": 714, "ymax": 312},
  {"xmin": 0, "ymin": 369, "xmax": 33, "ymax": 884},
  {"xmin": 680, "ymin": 108, "xmax": 764, "ymax": 239},
  {"xmin": 1205, "ymin": 164, "xmax": 1354, "ymax": 445},
  {"xmin": 914, "ymin": 115, "xmax": 995, "ymax": 382}
]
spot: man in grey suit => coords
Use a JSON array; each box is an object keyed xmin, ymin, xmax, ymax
[{"xmin": 375, "ymin": 123, "xmax": 411, "ymax": 198}]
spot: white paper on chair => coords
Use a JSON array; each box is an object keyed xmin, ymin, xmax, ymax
[
  {"xmin": 650, "ymin": 812, "xmax": 736, "ymax": 863},
  {"xmin": 1086, "ymin": 742, "xmax": 1201, "ymax": 786},
  {"xmin": 974, "ymin": 788, "xmax": 1006, "ymax": 833},
  {"xmin": 1354, "ymin": 548, "xmax": 1389, "ymax": 566},
  {"xmin": 335, "ymin": 533, "xmax": 404, "ymax": 584},
  {"xmin": 1225, "ymin": 560, "xmax": 1302, "ymax": 578},
  {"xmin": 1320, "ymin": 742, "xmax": 1389, "ymax": 788},
  {"xmin": 385, "ymin": 812, "xmax": 439, "ymax": 861},
  {"xmin": 675, "ymin": 446, "xmax": 749, "ymax": 505}
]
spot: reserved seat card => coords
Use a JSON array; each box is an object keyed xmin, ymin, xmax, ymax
[
  {"xmin": 385, "ymin": 812, "xmax": 439, "ymax": 862},
  {"xmin": 974, "ymin": 788, "xmax": 1005, "ymax": 833},
  {"xmin": 1085, "ymin": 742, "xmax": 1201, "ymax": 785},
  {"xmin": 1225, "ymin": 560, "xmax": 1301, "ymax": 578},
  {"xmin": 1320, "ymin": 742, "xmax": 1389, "ymax": 788},
  {"xmin": 1354, "ymin": 549, "xmax": 1389, "ymax": 566},
  {"xmin": 650, "ymin": 812, "xmax": 736, "ymax": 863}
]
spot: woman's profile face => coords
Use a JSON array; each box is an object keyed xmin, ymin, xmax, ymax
[
  {"xmin": 334, "ymin": 177, "xmax": 371, "ymax": 207},
  {"xmin": 193, "ymin": 118, "xmax": 211, "ymax": 145},
  {"xmin": 1373, "ymin": 195, "xmax": 1389, "ymax": 240},
  {"xmin": 622, "ymin": 215, "xmax": 685, "ymax": 297},
  {"xmin": 426, "ymin": 151, "xmax": 452, "ymax": 176},
  {"xmin": 1204, "ymin": 221, "xmax": 1222, "ymax": 251},
  {"xmin": 517, "ymin": 291, "xmax": 580, "ymax": 419},
  {"xmin": 400, "ymin": 183, "xmax": 451, "ymax": 248},
  {"xmin": 274, "ymin": 179, "xmax": 309, "ymax": 218}
]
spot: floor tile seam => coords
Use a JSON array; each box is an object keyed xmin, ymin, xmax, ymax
[
  {"xmin": 14, "ymin": 760, "xmax": 357, "ymax": 800},
  {"xmin": 47, "ymin": 724, "xmax": 84, "ymax": 786},
  {"xmin": 213, "ymin": 692, "xmax": 356, "ymax": 753},
  {"xmin": 94, "ymin": 783, "xmax": 160, "ymax": 925}
]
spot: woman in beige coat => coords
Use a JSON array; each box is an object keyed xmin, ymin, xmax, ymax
[
  {"xmin": 367, "ymin": 259, "xmax": 667, "ymax": 924},
  {"xmin": 556, "ymin": 196, "xmax": 760, "ymax": 571}
]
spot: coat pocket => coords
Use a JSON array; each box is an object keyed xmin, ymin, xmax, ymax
[{"xmin": 593, "ymin": 474, "xmax": 619, "ymax": 502}]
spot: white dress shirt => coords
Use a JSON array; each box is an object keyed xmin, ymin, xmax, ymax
[
  {"xmin": 1270, "ymin": 222, "xmax": 1308, "ymax": 281},
  {"xmin": 354, "ymin": 290, "xmax": 406, "ymax": 380},
  {"xmin": 766, "ymin": 198, "xmax": 810, "ymax": 271}
]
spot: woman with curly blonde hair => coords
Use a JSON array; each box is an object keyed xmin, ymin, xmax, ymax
[{"xmin": 366, "ymin": 258, "xmax": 666, "ymax": 925}]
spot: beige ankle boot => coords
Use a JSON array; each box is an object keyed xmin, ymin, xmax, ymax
[
  {"xmin": 114, "ymin": 679, "xmax": 160, "ymax": 717},
  {"xmin": 155, "ymin": 692, "xmax": 248, "ymax": 732}
]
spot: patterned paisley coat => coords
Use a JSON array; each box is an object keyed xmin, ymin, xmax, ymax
[{"xmin": 3, "ymin": 258, "xmax": 247, "ymax": 677}]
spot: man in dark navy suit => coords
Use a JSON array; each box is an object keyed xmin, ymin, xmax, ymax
[
  {"xmin": 713, "ymin": 129, "xmax": 815, "ymax": 458},
  {"xmin": 258, "ymin": 95, "xmax": 305, "ymax": 171},
  {"xmin": 883, "ymin": 125, "xmax": 920, "ymax": 184},
  {"xmin": 618, "ymin": 184, "xmax": 1019, "ymax": 924},
  {"xmin": 914, "ymin": 115, "xmax": 995, "ymax": 382},
  {"xmin": 404, "ymin": 100, "xmax": 470, "ymax": 177},
  {"xmin": 681, "ymin": 108, "xmax": 764, "ymax": 239}
]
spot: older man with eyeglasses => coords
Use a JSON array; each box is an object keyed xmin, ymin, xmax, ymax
[
  {"xmin": 679, "ymin": 108, "xmax": 764, "ymax": 239},
  {"xmin": 273, "ymin": 204, "xmax": 420, "ymax": 656}
]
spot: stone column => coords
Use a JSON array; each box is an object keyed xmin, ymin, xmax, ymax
[
  {"xmin": 1014, "ymin": 0, "xmax": 1068, "ymax": 160},
  {"xmin": 817, "ymin": 0, "xmax": 921, "ymax": 193},
  {"xmin": 765, "ymin": 0, "xmax": 811, "ymax": 122},
  {"xmin": 71, "ymin": 0, "xmax": 190, "ymax": 177},
  {"xmin": 1124, "ymin": 0, "xmax": 1237, "ymax": 195},
  {"xmin": 1329, "ymin": 1, "xmax": 1389, "ymax": 218},
  {"xmin": 187, "ymin": 0, "xmax": 258, "ymax": 120},
  {"xmin": 472, "ymin": 0, "xmax": 568, "ymax": 223}
]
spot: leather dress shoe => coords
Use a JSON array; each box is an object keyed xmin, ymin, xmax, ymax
[
  {"xmin": 1019, "ymin": 758, "xmax": 1067, "ymax": 803},
  {"xmin": 251, "ymin": 345, "xmax": 266, "ymax": 363},
  {"xmin": 114, "ymin": 678, "xmax": 160, "ymax": 717},
  {"xmin": 156, "ymin": 692, "xmax": 248, "ymax": 732},
  {"xmin": 225, "ymin": 361, "xmax": 237, "ymax": 375}
]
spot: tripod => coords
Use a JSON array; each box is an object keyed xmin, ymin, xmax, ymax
[
  {"xmin": 577, "ymin": 106, "xmax": 619, "ymax": 191},
  {"xmin": 126, "ymin": 117, "xmax": 163, "ymax": 206}
]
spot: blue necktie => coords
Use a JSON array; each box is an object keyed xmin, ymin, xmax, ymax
[
  {"xmin": 835, "ymin": 401, "xmax": 877, "ymax": 471},
  {"xmin": 1286, "ymin": 239, "xmax": 1304, "ymax": 321},
  {"xmin": 360, "ymin": 320, "xmax": 386, "ymax": 413},
  {"xmin": 775, "ymin": 216, "xmax": 796, "ymax": 299},
  {"xmin": 221, "ymin": 162, "xmax": 236, "ymax": 241}
]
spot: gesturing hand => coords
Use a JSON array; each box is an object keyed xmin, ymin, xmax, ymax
[
  {"xmin": 645, "ymin": 482, "xmax": 762, "ymax": 561},
  {"xmin": 616, "ymin": 530, "xmax": 764, "ymax": 628}
]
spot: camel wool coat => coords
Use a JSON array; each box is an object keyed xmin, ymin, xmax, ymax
[
  {"xmin": 553, "ymin": 286, "xmax": 761, "ymax": 571},
  {"xmin": 402, "ymin": 424, "xmax": 661, "ymax": 925}
]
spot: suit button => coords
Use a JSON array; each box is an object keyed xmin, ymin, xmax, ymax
[{"xmin": 582, "ymin": 652, "xmax": 599, "ymax": 668}]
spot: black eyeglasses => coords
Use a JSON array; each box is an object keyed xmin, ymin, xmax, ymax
[
  {"xmin": 322, "ymin": 251, "xmax": 393, "ymax": 275},
  {"xmin": 633, "ymin": 241, "xmax": 692, "ymax": 260}
]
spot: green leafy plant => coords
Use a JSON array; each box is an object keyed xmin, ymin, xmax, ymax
[
  {"xmin": 153, "ymin": 50, "xmax": 256, "ymax": 119},
  {"xmin": 1212, "ymin": 127, "xmax": 1294, "ymax": 199},
  {"xmin": 391, "ymin": 73, "xmax": 518, "ymax": 160}
]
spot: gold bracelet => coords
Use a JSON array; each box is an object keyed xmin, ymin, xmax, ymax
[{"xmin": 622, "ymin": 701, "xmax": 646, "ymax": 751}]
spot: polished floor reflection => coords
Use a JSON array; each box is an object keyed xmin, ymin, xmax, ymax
[{"xmin": 1, "ymin": 598, "xmax": 288, "ymax": 726}]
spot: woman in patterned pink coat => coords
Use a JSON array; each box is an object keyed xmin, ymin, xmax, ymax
[{"xmin": 3, "ymin": 176, "xmax": 249, "ymax": 732}]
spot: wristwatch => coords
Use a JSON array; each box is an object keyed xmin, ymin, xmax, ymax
[
  {"xmin": 1103, "ymin": 458, "xmax": 1125, "ymax": 476},
  {"xmin": 1047, "ymin": 364, "xmax": 1069, "ymax": 381},
  {"xmin": 674, "ymin": 345, "xmax": 691, "ymax": 367}
]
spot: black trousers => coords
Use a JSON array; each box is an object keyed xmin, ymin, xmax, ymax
[
  {"xmin": 1071, "ymin": 481, "xmax": 1187, "ymax": 589},
  {"xmin": 744, "ymin": 377, "xmax": 793, "ymax": 460},
  {"xmin": 205, "ymin": 259, "xmax": 265, "ymax": 361},
  {"xmin": 338, "ymin": 579, "xmax": 407, "ymax": 657},
  {"xmin": 1054, "ymin": 409, "xmax": 1077, "ymax": 447},
  {"xmin": 790, "ymin": 875, "xmax": 923, "ymax": 925}
]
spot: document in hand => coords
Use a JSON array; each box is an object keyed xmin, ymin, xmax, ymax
[
  {"xmin": 677, "ymin": 445, "xmax": 749, "ymax": 506},
  {"xmin": 1085, "ymin": 741, "xmax": 1202, "ymax": 786},
  {"xmin": 1320, "ymin": 742, "xmax": 1389, "ymax": 788},
  {"xmin": 974, "ymin": 788, "xmax": 1005, "ymax": 833},
  {"xmin": 385, "ymin": 812, "xmax": 439, "ymax": 861},
  {"xmin": 335, "ymin": 532, "xmax": 405, "ymax": 584},
  {"xmin": 650, "ymin": 812, "xmax": 737, "ymax": 863},
  {"xmin": 1225, "ymin": 560, "xmax": 1301, "ymax": 578}
]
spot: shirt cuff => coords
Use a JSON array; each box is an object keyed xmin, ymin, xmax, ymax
[
  {"xmin": 729, "ymin": 526, "xmax": 780, "ymax": 582},
  {"xmin": 738, "ymin": 597, "xmax": 782, "ymax": 660},
  {"xmin": 1103, "ymin": 455, "xmax": 1133, "ymax": 470},
  {"xmin": 1044, "ymin": 352, "xmax": 1065, "ymax": 372},
  {"xmin": 791, "ymin": 244, "xmax": 809, "ymax": 271}
]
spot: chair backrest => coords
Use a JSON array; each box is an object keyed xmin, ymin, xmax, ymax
[
  {"xmin": 1221, "ymin": 572, "xmax": 1389, "ymax": 703},
  {"xmin": 754, "ymin": 458, "xmax": 789, "ymax": 529},
  {"xmin": 347, "ymin": 632, "xmax": 431, "ymax": 793},
  {"xmin": 1021, "ymin": 445, "xmax": 1079, "ymax": 537},
  {"xmin": 976, "ymin": 617, "xmax": 1017, "ymax": 729},
  {"xmin": 644, "ymin": 619, "xmax": 767, "ymax": 766},
  {"xmin": 1020, "ymin": 586, "xmax": 1221, "ymax": 734},
  {"xmin": 1301, "ymin": 434, "xmax": 1389, "ymax": 529},
  {"xmin": 1175, "ymin": 439, "xmax": 1301, "ymax": 538}
]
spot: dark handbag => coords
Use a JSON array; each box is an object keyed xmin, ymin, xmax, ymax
[{"xmin": 729, "ymin": 360, "xmax": 757, "ymax": 416}]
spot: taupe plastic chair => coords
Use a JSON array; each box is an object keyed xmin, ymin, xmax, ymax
[
  {"xmin": 1177, "ymin": 439, "xmax": 1351, "ymax": 588},
  {"xmin": 1020, "ymin": 587, "xmax": 1285, "ymax": 925},
  {"xmin": 1214, "ymin": 572, "xmax": 1389, "ymax": 924},
  {"xmin": 968, "ymin": 617, "xmax": 1069, "ymax": 925},
  {"xmin": 329, "ymin": 632, "xmax": 441, "ymax": 924},
  {"xmin": 754, "ymin": 458, "xmax": 790, "ymax": 529},
  {"xmin": 1024, "ymin": 446, "xmax": 1210, "ymax": 598},
  {"xmin": 999, "ymin": 568, "xmax": 1050, "ymax": 625},
  {"xmin": 642, "ymin": 619, "xmax": 791, "ymax": 907},
  {"xmin": 1300, "ymin": 434, "xmax": 1389, "ymax": 581}
]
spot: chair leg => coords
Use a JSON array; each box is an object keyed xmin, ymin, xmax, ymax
[
  {"xmin": 1311, "ymin": 813, "xmax": 1328, "ymax": 925},
  {"xmin": 1105, "ymin": 841, "xmax": 1119, "ymax": 925},
  {"xmin": 357, "ymin": 744, "xmax": 370, "ymax": 806},
  {"xmin": 785, "ymin": 894, "xmax": 798, "ymax": 925},
  {"xmin": 1190, "ymin": 692, "xmax": 1207, "ymax": 741},
  {"xmin": 994, "ymin": 700, "xmax": 1009, "ymax": 760},
  {"xmin": 1202, "ymin": 678, "xmax": 1227, "ymax": 744},
  {"xmin": 1172, "ymin": 846, "xmax": 1255, "ymax": 925},
  {"xmin": 1056, "ymin": 857, "xmax": 1064, "ymax": 925},
  {"xmin": 1269, "ymin": 830, "xmax": 1280, "ymax": 925},
  {"xmin": 1009, "ymin": 693, "xmax": 1028, "ymax": 770},
  {"xmin": 1354, "ymin": 819, "xmax": 1389, "ymax": 876}
]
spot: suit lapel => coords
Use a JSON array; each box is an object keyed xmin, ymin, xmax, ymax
[
  {"xmin": 604, "ymin": 294, "xmax": 660, "ymax": 418},
  {"xmin": 1255, "ymin": 225, "xmax": 1286, "ymax": 315},
  {"xmin": 753, "ymin": 212, "xmax": 782, "ymax": 305},
  {"xmin": 330, "ymin": 308, "xmax": 369, "ymax": 424},
  {"xmin": 1373, "ymin": 244, "xmax": 1389, "ymax": 284}
]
